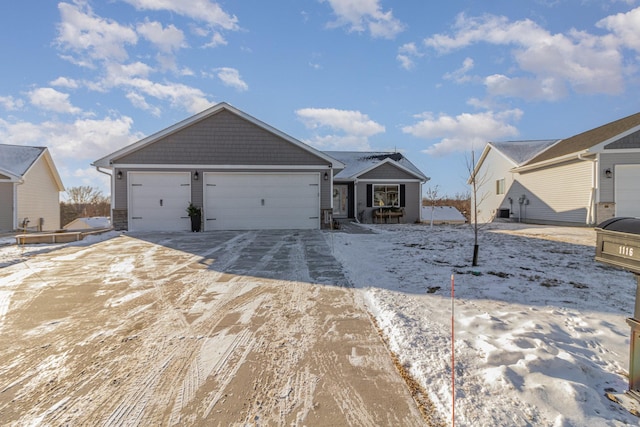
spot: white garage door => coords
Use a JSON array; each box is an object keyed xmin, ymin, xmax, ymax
[
  {"xmin": 615, "ymin": 164, "xmax": 640, "ymax": 218},
  {"xmin": 204, "ymin": 173, "xmax": 320, "ymax": 230},
  {"xmin": 129, "ymin": 172, "xmax": 191, "ymax": 231}
]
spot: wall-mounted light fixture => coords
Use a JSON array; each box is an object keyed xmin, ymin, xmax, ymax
[
  {"xmin": 116, "ymin": 171, "xmax": 122, "ymax": 180},
  {"xmin": 194, "ymin": 170, "xmax": 199, "ymax": 181},
  {"xmin": 604, "ymin": 168, "xmax": 612, "ymax": 179},
  {"xmin": 324, "ymin": 171, "xmax": 329, "ymax": 181}
]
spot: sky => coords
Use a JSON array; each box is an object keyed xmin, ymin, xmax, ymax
[{"xmin": 1, "ymin": 0, "xmax": 640, "ymax": 200}]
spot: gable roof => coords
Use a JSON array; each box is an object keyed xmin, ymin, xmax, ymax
[
  {"xmin": 524, "ymin": 112, "xmax": 640, "ymax": 166},
  {"xmin": 0, "ymin": 144, "xmax": 64, "ymax": 190},
  {"xmin": 93, "ymin": 102, "xmax": 345, "ymax": 169},
  {"xmin": 0, "ymin": 144, "xmax": 46, "ymax": 176},
  {"xmin": 491, "ymin": 140, "xmax": 559, "ymax": 165},
  {"xmin": 324, "ymin": 151, "xmax": 428, "ymax": 181}
]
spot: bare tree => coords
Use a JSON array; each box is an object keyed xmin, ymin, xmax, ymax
[
  {"xmin": 466, "ymin": 151, "xmax": 490, "ymax": 267},
  {"xmin": 61, "ymin": 186, "xmax": 110, "ymax": 226},
  {"xmin": 424, "ymin": 185, "xmax": 441, "ymax": 228}
]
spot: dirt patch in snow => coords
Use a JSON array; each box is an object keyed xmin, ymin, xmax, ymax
[{"xmin": 0, "ymin": 233, "xmax": 424, "ymax": 425}]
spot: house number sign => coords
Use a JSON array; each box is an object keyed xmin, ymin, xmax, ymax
[{"xmin": 602, "ymin": 241, "xmax": 640, "ymax": 261}]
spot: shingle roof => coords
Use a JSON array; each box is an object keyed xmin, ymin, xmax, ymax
[
  {"xmin": 491, "ymin": 140, "xmax": 559, "ymax": 165},
  {"xmin": 323, "ymin": 151, "xmax": 427, "ymax": 181},
  {"xmin": 0, "ymin": 144, "xmax": 46, "ymax": 177},
  {"xmin": 525, "ymin": 112, "xmax": 640, "ymax": 165}
]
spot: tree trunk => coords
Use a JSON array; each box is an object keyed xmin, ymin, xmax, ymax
[{"xmin": 472, "ymin": 244, "xmax": 479, "ymax": 267}]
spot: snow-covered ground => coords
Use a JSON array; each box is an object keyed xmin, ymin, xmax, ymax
[
  {"xmin": 329, "ymin": 222, "xmax": 640, "ymax": 426},
  {"xmin": 2, "ymin": 223, "xmax": 639, "ymax": 426}
]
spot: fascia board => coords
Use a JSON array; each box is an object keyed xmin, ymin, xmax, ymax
[
  {"xmin": 589, "ymin": 124, "xmax": 640, "ymax": 152},
  {"xmin": 23, "ymin": 149, "xmax": 65, "ymax": 191},
  {"xmin": 351, "ymin": 157, "xmax": 427, "ymax": 182},
  {"xmin": 512, "ymin": 150, "xmax": 587, "ymax": 173},
  {"xmin": 467, "ymin": 143, "xmax": 498, "ymax": 184}
]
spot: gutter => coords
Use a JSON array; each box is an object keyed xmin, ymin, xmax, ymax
[{"xmin": 512, "ymin": 150, "xmax": 589, "ymax": 173}]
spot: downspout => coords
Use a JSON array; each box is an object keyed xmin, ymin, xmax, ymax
[
  {"xmin": 577, "ymin": 153, "xmax": 596, "ymax": 226},
  {"xmin": 353, "ymin": 179, "xmax": 360, "ymax": 223},
  {"xmin": 95, "ymin": 166, "xmax": 115, "ymax": 212},
  {"xmin": 14, "ymin": 179, "xmax": 24, "ymax": 230}
]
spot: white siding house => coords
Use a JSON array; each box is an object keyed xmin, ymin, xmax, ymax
[
  {"xmin": 470, "ymin": 112, "xmax": 640, "ymax": 225},
  {"xmin": 0, "ymin": 144, "xmax": 64, "ymax": 231}
]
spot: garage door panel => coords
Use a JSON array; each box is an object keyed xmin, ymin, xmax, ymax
[
  {"xmin": 204, "ymin": 173, "xmax": 320, "ymax": 230},
  {"xmin": 129, "ymin": 172, "xmax": 191, "ymax": 232},
  {"xmin": 615, "ymin": 165, "xmax": 640, "ymax": 218}
]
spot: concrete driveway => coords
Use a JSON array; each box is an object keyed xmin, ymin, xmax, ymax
[{"xmin": 0, "ymin": 230, "xmax": 426, "ymax": 426}]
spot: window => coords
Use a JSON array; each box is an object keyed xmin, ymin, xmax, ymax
[
  {"xmin": 373, "ymin": 184, "xmax": 400, "ymax": 207},
  {"xmin": 496, "ymin": 178, "xmax": 505, "ymax": 195}
]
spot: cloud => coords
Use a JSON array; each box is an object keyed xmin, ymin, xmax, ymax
[
  {"xmin": 296, "ymin": 107, "xmax": 385, "ymax": 150},
  {"xmin": 397, "ymin": 42, "xmax": 423, "ymax": 70},
  {"xmin": 126, "ymin": 92, "xmax": 162, "ymax": 116},
  {"xmin": 203, "ymin": 31, "xmax": 228, "ymax": 48},
  {"xmin": 136, "ymin": 20, "xmax": 186, "ymax": 53},
  {"xmin": 28, "ymin": 87, "xmax": 81, "ymax": 114},
  {"xmin": 321, "ymin": 0, "xmax": 405, "ymax": 39},
  {"xmin": 443, "ymin": 57, "xmax": 475, "ymax": 83},
  {"xmin": 56, "ymin": 2, "xmax": 138, "ymax": 67},
  {"xmin": 597, "ymin": 7, "xmax": 640, "ymax": 52},
  {"xmin": 0, "ymin": 96, "xmax": 24, "ymax": 111},
  {"xmin": 50, "ymin": 77, "xmax": 79, "ymax": 89},
  {"xmin": 121, "ymin": 0, "xmax": 239, "ymax": 30},
  {"xmin": 424, "ymin": 12, "xmax": 627, "ymax": 99},
  {"xmin": 0, "ymin": 115, "xmax": 139, "ymax": 159},
  {"xmin": 214, "ymin": 67, "xmax": 248, "ymax": 91},
  {"xmin": 402, "ymin": 109, "xmax": 523, "ymax": 156}
]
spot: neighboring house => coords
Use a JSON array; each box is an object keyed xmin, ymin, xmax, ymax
[
  {"xmin": 63, "ymin": 216, "xmax": 111, "ymax": 230},
  {"xmin": 93, "ymin": 103, "xmax": 428, "ymax": 232},
  {"xmin": 325, "ymin": 151, "xmax": 428, "ymax": 224},
  {"xmin": 421, "ymin": 206, "xmax": 466, "ymax": 225},
  {"xmin": 470, "ymin": 112, "xmax": 640, "ymax": 225},
  {"xmin": 0, "ymin": 144, "xmax": 64, "ymax": 232}
]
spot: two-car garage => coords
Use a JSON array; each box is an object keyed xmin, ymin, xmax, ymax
[{"xmin": 127, "ymin": 172, "xmax": 320, "ymax": 232}]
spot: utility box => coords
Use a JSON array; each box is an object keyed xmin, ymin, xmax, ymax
[{"xmin": 595, "ymin": 217, "xmax": 640, "ymax": 400}]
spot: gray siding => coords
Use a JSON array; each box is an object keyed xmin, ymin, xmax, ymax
[
  {"xmin": 598, "ymin": 151, "xmax": 640, "ymax": 203},
  {"xmin": 0, "ymin": 182, "xmax": 13, "ymax": 231},
  {"xmin": 359, "ymin": 162, "xmax": 417, "ymax": 180},
  {"xmin": 605, "ymin": 130, "xmax": 640, "ymax": 149},
  {"xmin": 355, "ymin": 181, "xmax": 422, "ymax": 224},
  {"xmin": 115, "ymin": 110, "xmax": 325, "ymax": 166}
]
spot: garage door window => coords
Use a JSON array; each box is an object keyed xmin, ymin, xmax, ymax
[{"xmin": 373, "ymin": 184, "xmax": 399, "ymax": 207}]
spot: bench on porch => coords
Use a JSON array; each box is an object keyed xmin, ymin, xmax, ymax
[{"xmin": 372, "ymin": 207, "xmax": 404, "ymax": 224}]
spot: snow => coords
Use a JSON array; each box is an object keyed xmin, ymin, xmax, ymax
[
  {"xmin": 329, "ymin": 223, "xmax": 639, "ymax": 426},
  {"xmin": 421, "ymin": 206, "xmax": 466, "ymax": 223},
  {"xmin": 0, "ymin": 144, "xmax": 45, "ymax": 176},
  {"xmin": 1, "ymin": 224, "xmax": 639, "ymax": 425}
]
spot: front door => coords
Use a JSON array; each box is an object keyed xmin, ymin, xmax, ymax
[{"xmin": 333, "ymin": 185, "xmax": 348, "ymax": 218}]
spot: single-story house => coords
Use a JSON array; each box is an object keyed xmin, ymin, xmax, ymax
[
  {"xmin": 470, "ymin": 112, "xmax": 640, "ymax": 225},
  {"xmin": 92, "ymin": 102, "xmax": 428, "ymax": 232},
  {"xmin": 324, "ymin": 151, "xmax": 428, "ymax": 224},
  {"xmin": 63, "ymin": 216, "xmax": 111, "ymax": 231},
  {"xmin": 421, "ymin": 206, "xmax": 466, "ymax": 225},
  {"xmin": 0, "ymin": 144, "xmax": 64, "ymax": 232}
]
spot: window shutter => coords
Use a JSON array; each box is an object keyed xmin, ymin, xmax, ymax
[
  {"xmin": 366, "ymin": 184, "xmax": 372, "ymax": 207},
  {"xmin": 400, "ymin": 185, "xmax": 406, "ymax": 207}
]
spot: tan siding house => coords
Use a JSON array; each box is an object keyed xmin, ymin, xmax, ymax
[
  {"xmin": 0, "ymin": 144, "xmax": 64, "ymax": 231},
  {"xmin": 471, "ymin": 112, "xmax": 640, "ymax": 225}
]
